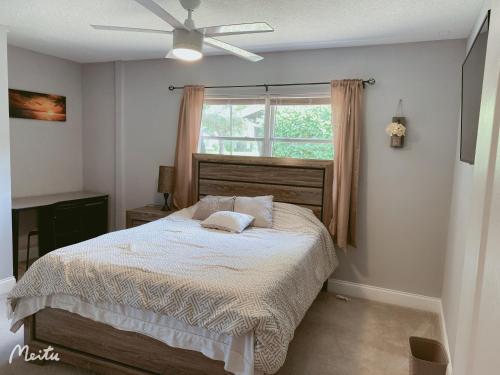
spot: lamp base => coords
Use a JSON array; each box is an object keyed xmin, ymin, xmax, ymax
[{"xmin": 161, "ymin": 193, "xmax": 170, "ymax": 211}]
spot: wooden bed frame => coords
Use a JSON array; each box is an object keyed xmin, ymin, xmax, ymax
[{"xmin": 23, "ymin": 154, "xmax": 333, "ymax": 375}]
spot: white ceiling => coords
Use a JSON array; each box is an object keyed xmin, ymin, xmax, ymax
[{"xmin": 0, "ymin": 0, "xmax": 482, "ymax": 63}]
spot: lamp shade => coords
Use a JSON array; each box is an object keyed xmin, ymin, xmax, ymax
[{"xmin": 158, "ymin": 166, "xmax": 175, "ymax": 193}]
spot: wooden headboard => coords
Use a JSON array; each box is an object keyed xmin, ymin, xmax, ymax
[{"xmin": 192, "ymin": 154, "xmax": 333, "ymax": 226}]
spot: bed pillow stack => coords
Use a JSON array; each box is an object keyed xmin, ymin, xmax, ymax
[
  {"xmin": 192, "ymin": 196, "xmax": 235, "ymax": 220},
  {"xmin": 195, "ymin": 195, "xmax": 274, "ymax": 232},
  {"xmin": 234, "ymin": 195, "xmax": 273, "ymax": 228}
]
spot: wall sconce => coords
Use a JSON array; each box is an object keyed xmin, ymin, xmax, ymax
[{"xmin": 386, "ymin": 99, "xmax": 406, "ymax": 148}]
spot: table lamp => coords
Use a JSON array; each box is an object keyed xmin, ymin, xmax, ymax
[{"xmin": 158, "ymin": 166, "xmax": 174, "ymax": 211}]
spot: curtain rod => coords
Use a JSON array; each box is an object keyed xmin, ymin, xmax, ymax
[{"xmin": 168, "ymin": 78, "xmax": 375, "ymax": 92}]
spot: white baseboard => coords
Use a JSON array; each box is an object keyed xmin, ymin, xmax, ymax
[
  {"xmin": 328, "ymin": 279, "xmax": 441, "ymax": 313},
  {"xmin": 0, "ymin": 276, "xmax": 16, "ymax": 295}
]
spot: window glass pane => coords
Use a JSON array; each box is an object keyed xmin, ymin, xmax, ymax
[
  {"xmin": 230, "ymin": 104, "xmax": 265, "ymax": 137},
  {"xmin": 201, "ymin": 102, "xmax": 265, "ymax": 138},
  {"xmin": 200, "ymin": 138, "xmax": 263, "ymax": 157},
  {"xmin": 201, "ymin": 104, "xmax": 231, "ymax": 136},
  {"xmin": 272, "ymin": 142, "xmax": 333, "ymax": 160},
  {"xmin": 273, "ymin": 104, "xmax": 332, "ymax": 139}
]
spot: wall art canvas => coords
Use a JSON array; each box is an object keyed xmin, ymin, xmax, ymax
[{"xmin": 9, "ymin": 89, "xmax": 66, "ymax": 122}]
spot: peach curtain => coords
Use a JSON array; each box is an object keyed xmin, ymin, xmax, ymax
[
  {"xmin": 172, "ymin": 86, "xmax": 205, "ymax": 209},
  {"xmin": 329, "ymin": 79, "xmax": 363, "ymax": 249}
]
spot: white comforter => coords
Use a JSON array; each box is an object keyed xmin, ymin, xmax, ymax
[{"xmin": 9, "ymin": 202, "xmax": 338, "ymax": 374}]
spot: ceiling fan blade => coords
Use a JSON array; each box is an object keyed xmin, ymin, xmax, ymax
[
  {"xmin": 133, "ymin": 0, "xmax": 186, "ymax": 30},
  {"xmin": 91, "ymin": 25, "xmax": 172, "ymax": 35},
  {"xmin": 197, "ymin": 22, "xmax": 273, "ymax": 37},
  {"xmin": 204, "ymin": 37, "xmax": 263, "ymax": 62}
]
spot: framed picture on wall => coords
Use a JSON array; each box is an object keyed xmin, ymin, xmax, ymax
[{"xmin": 8, "ymin": 89, "xmax": 66, "ymax": 122}]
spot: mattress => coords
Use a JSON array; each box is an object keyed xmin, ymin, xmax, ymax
[{"xmin": 9, "ymin": 202, "xmax": 338, "ymax": 373}]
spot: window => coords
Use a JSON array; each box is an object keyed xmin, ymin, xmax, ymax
[
  {"xmin": 270, "ymin": 97, "xmax": 333, "ymax": 160},
  {"xmin": 199, "ymin": 96, "xmax": 332, "ymax": 160},
  {"xmin": 200, "ymin": 98, "xmax": 265, "ymax": 157}
]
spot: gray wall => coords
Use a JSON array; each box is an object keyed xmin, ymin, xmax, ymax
[
  {"xmin": 440, "ymin": 19, "xmax": 478, "ymax": 358},
  {"xmin": 8, "ymin": 46, "xmax": 84, "ymax": 259},
  {"xmin": 441, "ymin": 1, "xmax": 500, "ymax": 373},
  {"xmin": 8, "ymin": 46, "xmax": 83, "ymax": 198},
  {"xmin": 83, "ymin": 39, "xmax": 464, "ymax": 297},
  {"xmin": 441, "ymin": 1, "xmax": 487, "ymax": 364},
  {"xmin": 0, "ymin": 28, "xmax": 13, "ymax": 282},
  {"xmin": 82, "ymin": 62, "xmax": 116, "ymax": 229},
  {"xmin": 441, "ymin": 147, "xmax": 473, "ymax": 357}
]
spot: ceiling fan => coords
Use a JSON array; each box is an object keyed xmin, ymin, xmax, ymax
[{"xmin": 91, "ymin": 0, "xmax": 274, "ymax": 62}]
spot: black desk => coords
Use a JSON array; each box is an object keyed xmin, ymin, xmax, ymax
[{"xmin": 12, "ymin": 192, "xmax": 108, "ymax": 280}]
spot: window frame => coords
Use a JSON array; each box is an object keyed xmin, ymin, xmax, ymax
[{"xmin": 199, "ymin": 95, "xmax": 332, "ymax": 159}]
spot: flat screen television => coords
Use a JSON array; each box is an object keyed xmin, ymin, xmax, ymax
[{"xmin": 461, "ymin": 11, "xmax": 490, "ymax": 164}]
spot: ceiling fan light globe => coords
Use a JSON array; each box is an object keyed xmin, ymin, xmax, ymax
[
  {"xmin": 172, "ymin": 48, "xmax": 202, "ymax": 61},
  {"xmin": 172, "ymin": 29, "xmax": 203, "ymax": 61}
]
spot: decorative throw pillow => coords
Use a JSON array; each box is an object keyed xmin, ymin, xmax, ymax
[
  {"xmin": 192, "ymin": 196, "xmax": 235, "ymax": 220},
  {"xmin": 201, "ymin": 211, "xmax": 254, "ymax": 233},
  {"xmin": 234, "ymin": 195, "xmax": 274, "ymax": 228}
]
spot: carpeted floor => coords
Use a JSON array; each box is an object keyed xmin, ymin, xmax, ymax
[{"xmin": 0, "ymin": 292, "xmax": 440, "ymax": 375}]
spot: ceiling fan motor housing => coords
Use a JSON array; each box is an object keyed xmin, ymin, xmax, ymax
[{"xmin": 173, "ymin": 29, "xmax": 203, "ymax": 53}]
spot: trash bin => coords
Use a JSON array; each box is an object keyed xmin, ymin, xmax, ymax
[{"xmin": 409, "ymin": 336, "xmax": 448, "ymax": 375}]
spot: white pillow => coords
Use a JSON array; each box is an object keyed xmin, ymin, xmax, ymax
[
  {"xmin": 201, "ymin": 211, "xmax": 254, "ymax": 233},
  {"xmin": 234, "ymin": 196, "xmax": 273, "ymax": 228}
]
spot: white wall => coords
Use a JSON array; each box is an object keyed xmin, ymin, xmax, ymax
[
  {"xmin": 0, "ymin": 27, "xmax": 13, "ymax": 281},
  {"xmin": 8, "ymin": 46, "xmax": 84, "ymax": 259},
  {"xmin": 83, "ymin": 39, "xmax": 464, "ymax": 297},
  {"xmin": 8, "ymin": 46, "xmax": 83, "ymax": 197}
]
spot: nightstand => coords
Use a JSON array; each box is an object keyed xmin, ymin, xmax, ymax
[{"xmin": 126, "ymin": 205, "xmax": 176, "ymax": 228}]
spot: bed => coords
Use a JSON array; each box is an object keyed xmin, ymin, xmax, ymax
[{"xmin": 7, "ymin": 154, "xmax": 337, "ymax": 375}]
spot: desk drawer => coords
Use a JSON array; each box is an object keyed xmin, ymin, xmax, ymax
[{"xmin": 39, "ymin": 196, "xmax": 108, "ymax": 255}]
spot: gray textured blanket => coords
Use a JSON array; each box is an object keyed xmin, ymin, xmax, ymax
[{"xmin": 8, "ymin": 203, "xmax": 337, "ymax": 373}]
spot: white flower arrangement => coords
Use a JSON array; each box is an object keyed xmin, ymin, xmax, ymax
[{"xmin": 386, "ymin": 122, "xmax": 406, "ymax": 137}]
